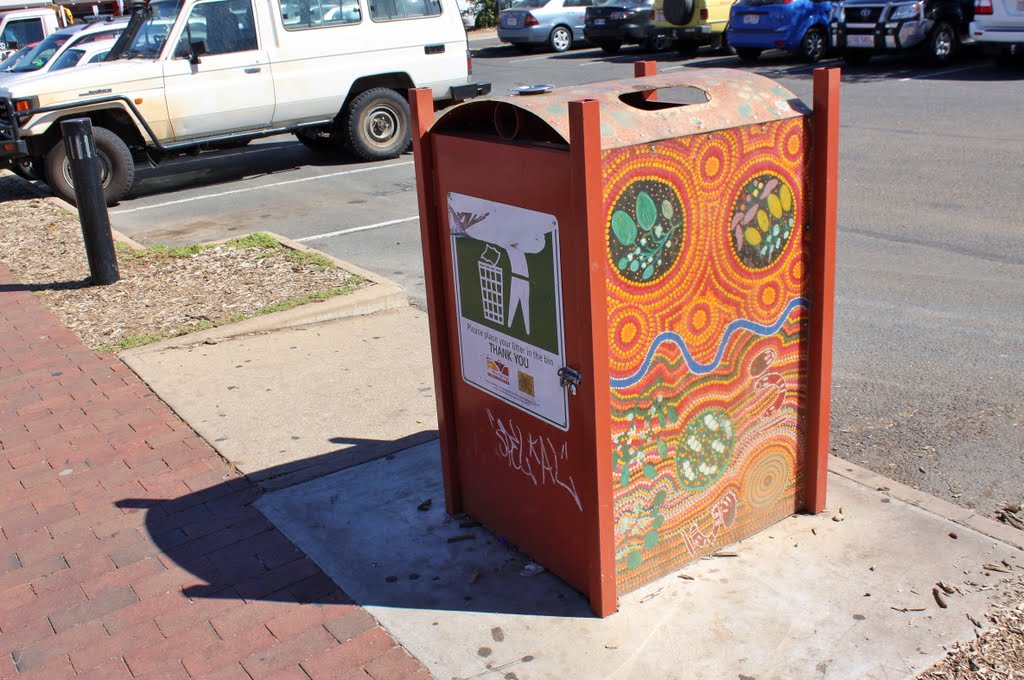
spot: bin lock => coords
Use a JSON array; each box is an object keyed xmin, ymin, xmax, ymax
[{"xmin": 558, "ymin": 366, "xmax": 582, "ymax": 395}]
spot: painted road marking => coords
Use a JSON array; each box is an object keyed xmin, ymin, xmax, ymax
[
  {"xmin": 111, "ymin": 161, "xmax": 414, "ymax": 214},
  {"xmin": 907, "ymin": 65, "xmax": 982, "ymax": 80},
  {"xmin": 295, "ymin": 216, "xmax": 420, "ymax": 242}
]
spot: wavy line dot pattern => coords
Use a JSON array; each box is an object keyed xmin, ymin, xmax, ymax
[{"xmin": 605, "ymin": 118, "xmax": 812, "ymax": 593}]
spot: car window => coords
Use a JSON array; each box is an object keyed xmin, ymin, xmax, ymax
[
  {"xmin": 176, "ymin": 0, "xmax": 258, "ymax": 56},
  {"xmin": 73, "ymin": 28, "xmax": 124, "ymax": 46},
  {"xmin": 281, "ymin": 0, "xmax": 362, "ymax": 29},
  {"xmin": 564, "ymin": 0, "xmax": 592, "ymax": 6},
  {"xmin": 88, "ymin": 50, "xmax": 110, "ymax": 62},
  {"xmin": 0, "ymin": 44, "xmax": 32, "ymax": 70},
  {"xmin": 368, "ymin": 0, "xmax": 442, "ymax": 21},
  {"xmin": 50, "ymin": 47, "xmax": 86, "ymax": 70},
  {"xmin": 510, "ymin": 0, "xmax": 548, "ymax": 7},
  {"xmin": 10, "ymin": 32, "xmax": 75, "ymax": 72},
  {"xmin": 1, "ymin": 17, "xmax": 45, "ymax": 48}
]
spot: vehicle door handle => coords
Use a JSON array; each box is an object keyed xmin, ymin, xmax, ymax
[
  {"xmin": 244, "ymin": 66, "xmax": 262, "ymax": 73},
  {"xmin": 424, "ymin": 44, "xmax": 445, "ymax": 54}
]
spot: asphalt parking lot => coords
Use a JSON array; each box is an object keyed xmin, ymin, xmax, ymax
[{"xmin": 103, "ymin": 37, "xmax": 1024, "ymax": 522}]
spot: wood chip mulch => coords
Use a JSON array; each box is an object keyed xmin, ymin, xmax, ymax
[{"xmin": 0, "ymin": 173, "xmax": 368, "ymax": 351}]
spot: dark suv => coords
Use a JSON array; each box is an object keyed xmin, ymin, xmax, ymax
[{"xmin": 831, "ymin": 0, "xmax": 975, "ymax": 63}]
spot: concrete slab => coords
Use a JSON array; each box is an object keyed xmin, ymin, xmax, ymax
[
  {"xmin": 256, "ymin": 441, "xmax": 1023, "ymax": 680},
  {"xmin": 122, "ymin": 307, "xmax": 438, "ymax": 487}
]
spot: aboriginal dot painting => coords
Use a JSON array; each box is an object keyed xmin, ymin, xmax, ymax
[{"xmin": 605, "ymin": 117, "xmax": 811, "ymax": 593}]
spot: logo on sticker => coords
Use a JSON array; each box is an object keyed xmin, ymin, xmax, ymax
[{"xmin": 486, "ymin": 358, "xmax": 511, "ymax": 385}]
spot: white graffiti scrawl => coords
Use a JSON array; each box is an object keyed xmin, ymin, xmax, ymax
[{"xmin": 486, "ymin": 409, "xmax": 582, "ymax": 511}]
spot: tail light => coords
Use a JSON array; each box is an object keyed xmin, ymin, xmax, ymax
[
  {"xmin": 975, "ymin": 0, "xmax": 992, "ymax": 14},
  {"xmin": 467, "ymin": 49, "xmax": 473, "ymax": 75},
  {"xmin": 700, "ymin": 8, "xmax": 709, "ymax": 19},
  {"xmin": 524, "ymin": 13, "xmax": 539, "ymax": 25}
]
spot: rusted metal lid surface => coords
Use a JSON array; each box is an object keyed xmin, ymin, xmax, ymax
[{"xmin": 434, "ymin": 69, "xmax": 810, "ymax": 149}]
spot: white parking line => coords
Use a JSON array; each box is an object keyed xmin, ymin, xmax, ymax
[
  {"xmin": 110, "ymin": 161, "xmax": 414, "ymax": 214},
  {"xmin": 509, "ymin": 54, "xmax": 555, "ymax": 63},
  {"xmin": 907, "ymin": 65, "xmax": 981, "ymax": 80},
  {"xmin": 295, "ymin": 216, "xmax": 420, "ymax": 242}
]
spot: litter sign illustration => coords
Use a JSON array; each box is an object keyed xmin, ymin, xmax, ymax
[{"xmin": 448, "ymin": 192, "xmax": 568, "ymax": 429}]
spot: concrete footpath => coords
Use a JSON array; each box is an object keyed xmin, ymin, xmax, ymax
[{"xmin": 4, "ymin": 252, "xmax": 1024, "ymax": 679}]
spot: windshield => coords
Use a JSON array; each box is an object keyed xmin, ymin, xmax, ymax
[
  {"xmin": 509, "ymin": 0, "xmax": 548, "ymax": 8},
  {"xmin": 10, "ymin": 32, "xmax": 73, "ymax": 73},
  {"xmin": 0, "ymin": 45, "xmax": 31, "ymax": 71},
  {"xmin": 595, "ymin": 0, "xmax": 650, "ymax": 5},
  {"xmin": 51, "ymin": 47, "xmax": 85, "ymax": 71},
  {"xmin": 115, "ymin": 0, "xmax": 184, "ymax": 59}
]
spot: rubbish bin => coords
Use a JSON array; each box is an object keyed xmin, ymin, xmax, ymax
[{"xmin": 410, "ymin": 65, "xmax": 840, "ymax": 617}]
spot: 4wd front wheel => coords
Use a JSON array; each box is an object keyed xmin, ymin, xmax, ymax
[
  {"xmin": 924, "ymin": 21, "xmax": 958, "ymax": 64},
  {"xmin": 344, "ymin": 88, "xmax": 411, "ymax": 161},
  {"xmin": 44, "ymin": 126, "xmax": 135, "ymax": 207}
]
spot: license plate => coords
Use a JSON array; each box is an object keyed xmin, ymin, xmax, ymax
[
  {"xmin": 506, "ymin": 16, "xmax": 518, "ymax": 26},
  {"xmin": 742, "ymin": 13, "xmax": 759, "ymax": 24},
  {"xmin": 594, "ymin": 18, "xmax": 605, "ymax": 24},
  {"xmin": 847, "ymin": 34, "xmax": 874, "ymax": 47},
  {"xmin": 655, "ymin": 9, "xmax": 664, "ymax": 20}
]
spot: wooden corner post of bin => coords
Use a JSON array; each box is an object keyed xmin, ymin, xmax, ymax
[
  {"xmin": 410, "ymin": 88, "xmax": 462, "ymax": 515},
  {"xmin": 806, "ymin": 67, "xmax": 841, "ymax": 514}
]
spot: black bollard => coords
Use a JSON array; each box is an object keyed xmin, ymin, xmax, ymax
[{"xmin": 61, "ymin": 118, "xmax": 119, "ymax": 286}]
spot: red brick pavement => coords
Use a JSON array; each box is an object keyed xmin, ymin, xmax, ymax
[{"xmin": 0, "ymin": 263, "xmax": 431, "ymax": 680}]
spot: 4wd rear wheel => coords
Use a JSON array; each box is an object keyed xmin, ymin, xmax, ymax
[
  {"xmin": 799, "ymin": 26, "xmax": 827, "ymax": 62},
  {"xmin": 344, "ymin": 88, "xmax": 411, "ymax": 161},
  {"xmin": 736, "ymin": 47, "xmax": 762, "ymax": 62},
  {"xmin": 44, "ymin": 126, "xmax": 135, "ymax": 207},
  {"xmin": 549, "ymin": 25, "xmax": 573, "ymax": 52},
  {"xmin": 924, "ymin": 21, "xmax": 958, "ymax": 64}
]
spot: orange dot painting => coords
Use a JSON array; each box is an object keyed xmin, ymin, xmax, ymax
[{"xmin": 604, "ymin": 117, "xmax": 813, "ymax": 592}]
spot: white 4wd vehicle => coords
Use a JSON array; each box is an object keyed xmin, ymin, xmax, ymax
[{"xmin": 0, "ymin": 0, "xmax": 489, "ymax": 204}]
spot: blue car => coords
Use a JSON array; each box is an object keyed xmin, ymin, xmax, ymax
[{"xmin": 727, "ymin": 0, "xmax": 833, "ymax": 62}]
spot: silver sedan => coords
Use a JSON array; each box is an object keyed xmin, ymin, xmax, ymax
[{"xmin": 497, "ymin": 0, "xmax": 594, "ymax": 52}]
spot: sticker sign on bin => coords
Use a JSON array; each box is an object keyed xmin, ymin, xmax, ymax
[{"xmin": 448, "ymin": 192, "xmax": 568, "ymax": 430}]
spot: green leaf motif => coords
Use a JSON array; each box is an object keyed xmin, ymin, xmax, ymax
[
  {"xmin": 620, "ymin": 465, "xmax": 631, "ymax": 488},
  {"xmin": 626, "ymin": 550, "xmax": 643, "ymax": 570},
  {"xmin": 642, "ymin": 265, "xmax": 654, "ymax": 280},
  {"xmin": 653, "ymin": 515, "xmax": 664, "ymax": 529},
  {"xmin": 667, "ymin": 406, "xmax": 678, "ymax": 422},
  {"xmin": 657, "ymin": 440, "xmax": 668, "ymax": 457},
  {"xmin": 629, "ymin": 259, "xmax": 640, "ymax": 273},
  {"xmin": 617, "ymin": 257, "xmax": 628, "ymax": 270},
  {"xmin": 611, "ymin": 210, "xmax": 637, "ymax": 246},
  {"xmin": 653, "ymin": 490, "xmax": 667, "ymax": 507},
  {"xmin": 643, "ymin": 464, "xmax": 656, "ymax": 479},
  {"xmin": 643, "ymin": 530, "xmax": 659, "ymax": 550},
  {"xmin": 636, "ymin": 192, "xmax": 657, "ymax": 231}
]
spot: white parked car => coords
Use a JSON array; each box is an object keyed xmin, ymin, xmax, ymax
[
  {"xmin": 47, "ymin": 37, "xmax": 116, "ymax": 71},
  {"xmin": 0, "ymin": 18, "xmax": 126, "ymax": 85},
  {"xmin": 0, "ymin": 0, "xmax": 490, "ymax": 205},
  {"xmin": 971, "ymin": 0, "xmax": 1024, "ymax": 64}
]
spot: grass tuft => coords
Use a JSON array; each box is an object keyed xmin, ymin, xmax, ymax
[{"xmin": 225, "ymin": 233, "xmax": 282, "ymax": 250}]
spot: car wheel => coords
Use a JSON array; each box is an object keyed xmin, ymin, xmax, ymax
[
  {"xmin": 598, "ymin": 40, "xmax": 621, "ymax": 54},
  {"xmin": 295, "ymin": 126, "xmax": 341, "ymax": 153},
  {"xmin": 549, "ymin": 25, "xmax": 573, "ymax": 52},
  {"xmin": 924, "ymin": 21, "xmax": 958, "ymax": 64},
  {"xmin": 663, "ymin": 0, "xmax": 695, "ymax": 25},
  {"xmin": 344, "ymin": 88, "xmax": 411, "ymax": 162},
  {"xmin": 44, "ymin": 125, "xmax": 135, "ymax": 207},
  {"xmin": 675, "ymin": 38, "xmax": 699, "ymax": 59},
  {"xmin": 841, "ymin": 49, "xmax": 871, "ymax": 64},
  {"xmin": 799, "ymin": 26, "xmax": 826, "ymax": 63},
  {"xmin": 736, "ymin": 47, "xmax": 761, "ymax": 62}
]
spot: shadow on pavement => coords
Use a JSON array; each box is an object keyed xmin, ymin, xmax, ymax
[{"xmin": 115, "ymin": 430, "xmax": 440, "ymax": 605}]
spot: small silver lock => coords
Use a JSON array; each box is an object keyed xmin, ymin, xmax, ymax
[{"xmin": 558, "ymin": 367, "xmax": 582, "ymax": 396}]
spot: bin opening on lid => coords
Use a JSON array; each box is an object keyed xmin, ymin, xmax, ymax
[{"xmin": 618, "ymin": 86, "xmax": 710, "ymax": 111}]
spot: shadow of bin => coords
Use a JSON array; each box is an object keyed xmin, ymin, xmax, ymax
[{"xmin": 410, "ymin": 65, "xmax": 840, "ymax": 617}]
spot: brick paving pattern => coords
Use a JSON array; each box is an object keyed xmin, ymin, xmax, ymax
[{"xmin": 0, "ymin": 263, "xmax": 430, "ymax": 679}]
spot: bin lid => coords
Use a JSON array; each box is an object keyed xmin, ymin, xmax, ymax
[{"xmin": 434, "ymin": 69, "xmax": 810, "ymax": 150}]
